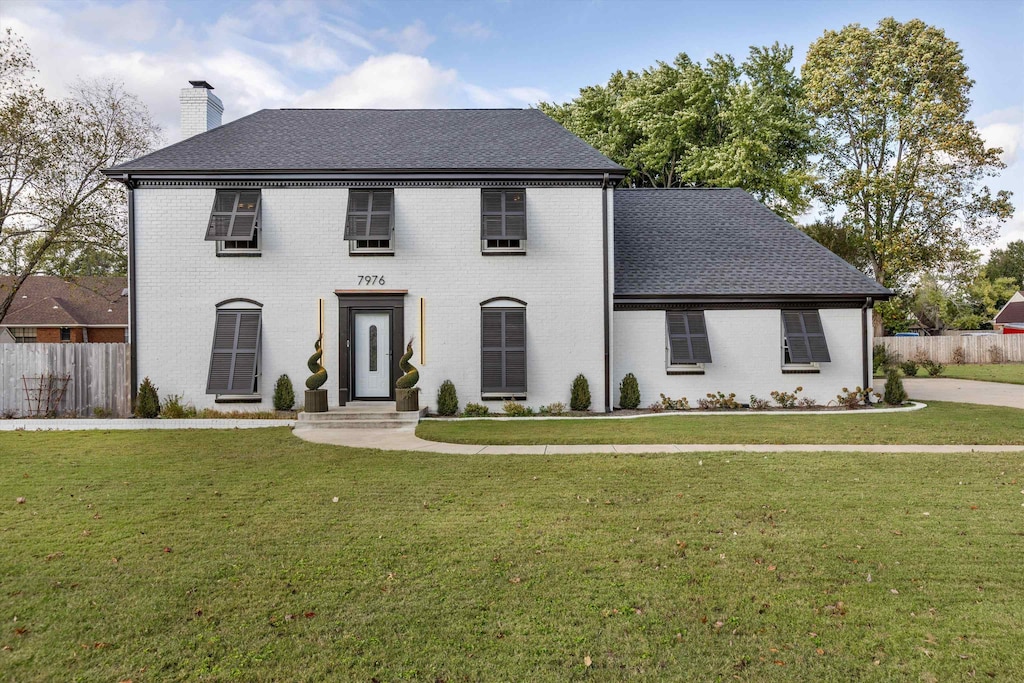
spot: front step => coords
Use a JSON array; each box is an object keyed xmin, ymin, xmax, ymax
[{"xmin": 296, "ymin": 404, "xmax": 426, "ymax": 429}]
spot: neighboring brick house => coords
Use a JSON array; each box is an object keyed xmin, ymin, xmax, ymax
[
  {"xmin": 0, "ymin": 276, "xmax": 128, "ymax": 344},
  {"xmin": 993, "ymin": 291, "xmax": 1024, "ymax": 333},
  {"xmin": 101, "ymin": 81, "xmax": 889, "ymax": 412}
]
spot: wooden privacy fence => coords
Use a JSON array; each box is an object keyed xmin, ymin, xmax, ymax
[
  {"xmin": 878, "ymin": 335, "xmax": 1024, "ymax": 365},
  {"xmin": 0, "ymin": 343, "xmax": 130, "ymax": 417}
]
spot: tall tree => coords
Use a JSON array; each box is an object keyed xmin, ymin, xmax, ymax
[
  {"xmin": 802, "ymin": 17, "xmax": 1013, "ymax": 293},
  {"xmin": 984, "ymin": 239, "xmax": 1024, "ymax": 288},
  {"xmin": 540, "ymin": 44, "xmax": 816, "ymax": 220},
  {"xmin": 0, "ymin": 30, "xmax": 160, "ymax": 322}
]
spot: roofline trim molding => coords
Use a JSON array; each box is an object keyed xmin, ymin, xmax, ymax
[{"xmin": 103, "ymin": 170, "xmax": 627, "ymax": 184}]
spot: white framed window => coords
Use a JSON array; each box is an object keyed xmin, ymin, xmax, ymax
[
  {"xmin": 206, "ymin": 190, "xmax": 262, "ymax": 256},
  {"xmin": 781, "ymin": 310, "xmax": 830, "ymax": 373},
  {"xmin": 345, "ymin": 189, "xmax": 395, "ymax": 255},
  {"xmin": 480, "ymin": 298, "xmax": 527, "ymax": 398},
  {"xmin": 481, "ymin": 189, "xmax": 526, "ymax": 254},
  {"xmin": 666, "ymin": 311, "xmax": 711, "ymax": 374}
]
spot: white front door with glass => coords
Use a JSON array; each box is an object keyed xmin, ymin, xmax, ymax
[{"xmin": 354, "ymin": 312, "xmax": 391, "ymax": 398}]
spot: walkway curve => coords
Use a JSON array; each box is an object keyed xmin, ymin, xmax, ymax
[{"xmin": 900, "ymin": 377, "xmax": 1024, "ymax": 410}]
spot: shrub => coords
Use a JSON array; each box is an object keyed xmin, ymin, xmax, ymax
[
  {"xmin": 898, "ymin": 359, "xmax": 919, "ymax": 377},
  {"xmin": 770, "ymin": 386, "xmax": 803, "ymax": 409},
  {"xmin": 545, "ymin": 402, "xmax": 566, "ymax": 416},
  {"xmin": 659, "ymin": 393, "xmax": 690, "ymax": 410},
  {"xmin": 160, "ymin": 393, "xmax": 196, "ymax": 419},
  {"xmin": 503, "ymin": 400, "xmax": 533, "ymax": 417},
  {"xmin": 92, "ymin": 406, "xmax": 112, "ymax": 419},
  {"xmin": 436, "ymin": 380, "xmax": 459, "ymax": 416},
  {"xmin": 883, "ymin": 367, "xmax": 908, "ymax": 405},
  {"xmin": 135, "ymin": 377, "xmax": 160, "ymax": 418},
  {"xmin": 748, "ymin": 395, "xmax": 771, "ymax": 410},
  {"xmin": 698, "ymin": 392, "xmax": 741, "ymax": 410},
  {"xmin": 921, "ymin": 358, "xmax": 945, "ymax": 377},
  {"xmin": 462, "ymin": 402, "xmax": 489, "ymax": 417},
  {"xmin": 570, "ymin": 373, "xmax": 591, "ymax": 411},
  {"xmin": 273, "ymin": 374, "xmax": 296, "ymax": 411},
  {"xmin": 835, "ymin": 386, "xmax": 872, "ymax": 409},
  {"xmin": 951, "ymin": 347, "xmax": 966, "ymax": 365},
  {"xmin": 796, "ymin": 396, "xmax": 818, "ymax": 409},
  {"xmin": 989, "ymin": 345, "xmax": 1004, "ymax": 364},
  {"xmin": 872, "ymin": 343, "xmax": 895, "ymax": 373},
  {"xmin": 647, "ymin": 401, "xmax": 665, "ymax": 413},
  {"xmin": 618, "ymin": 373, "xmax": 641, "ymax": 409}
]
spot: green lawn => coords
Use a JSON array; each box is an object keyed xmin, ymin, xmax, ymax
[
  {"xmin": 417, "ymin": 401, "xmax": 1024, "ymax": 446},
  {"xmin": 928, "ymin": 363, "xmax": 1024, "ymax": 385},
  {"xmin": 2, "ymin": 429, "xmax": 1022, "ymax": 681}
]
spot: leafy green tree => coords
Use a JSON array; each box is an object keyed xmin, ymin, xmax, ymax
[
  {"xmin": 0, "ymin": 29, "xmax": 160, "ymax": 322},
  {"xmin": 800, "ymin": 217, "xmax": 869, "ymax": 270},
  {"xmin": 540, "ymin": 44, "xmax": 815, "ymax": 220},
  {"xmin": 802, "ymin": 18, "xmax": 1013, "ymax": 293},
  {"xmin": 984, "ymin": 240, "xmax": 1024, "ymax": 288}
]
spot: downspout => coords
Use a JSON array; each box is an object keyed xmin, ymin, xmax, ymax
[
  {"xmin": 602, "ymin": 173, "xmax": 611, "ymax": 413},
  {"xmin": 861, "ymin": 297, "xmax": 873, "ymax": 402},
  {"xmin": 124, "ymin": 174, "xmax": 138, "ymax": 406}
]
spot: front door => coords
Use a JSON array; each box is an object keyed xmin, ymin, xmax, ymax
[{"xmin": 354, "ymin": 311, "xmax": 391, "ymax": 399}]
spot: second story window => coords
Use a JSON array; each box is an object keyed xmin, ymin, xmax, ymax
[
  {"xmin": 205, "ymin": 190, "xmax": 261, "ymax": 256},
  {"xmin": 481, "ymin": 189, "xmax": 526, "ymax": 254},
  {"xmin": 345, "ymin": 189, "xmax": 394, "ymax": 255}
]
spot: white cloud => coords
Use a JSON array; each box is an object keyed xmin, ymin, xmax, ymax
[
  {"xmin": 297, "ymin": 54, "xmax": 458, "ymax": 108},
  {"xmin": 374, "ymin": 20, "xmax": 435, "ymax": 55},
  {"xmin": 981, "ymin": 121, "xmax": 1022, "ymax": 167},
  {"xmin": 450, "ymin": 21, "xmax": 492, "ymax": 41}
]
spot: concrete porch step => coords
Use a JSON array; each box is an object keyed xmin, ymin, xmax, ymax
[{"xmin": 296, "ymin": 404, "xmax": 426, "ymax": 429}]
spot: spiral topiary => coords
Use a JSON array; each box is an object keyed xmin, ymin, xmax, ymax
[
  {"xmin": 305, "ymin": 338, "xmax": 327, "ymax": 390},
  {"xmin": 395, "ymin": 339, "xmax": 419, "ymax": 389}
]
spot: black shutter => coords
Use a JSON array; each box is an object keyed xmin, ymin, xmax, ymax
[
  {"xmin": 481, "ymin": 308, "xmax": 527, "ymax": 394},
  {"xmin": 206, "ymin": 309, "xmax": 262, "ymax": 394},
  {"xmin": 481, "ymin": 189, "xmax": 527, "ymax": 240},
  {"xmin": 782, "ymin": 310, "xmax": 830, "ymax": 363},
  {"xmin": 205, "ymin": 190, "xmax": 260, "ymax": 241},
  {"xmin": 345, "ymin": 189, "xmax": 393, "ymax": 240},
  {"xmin": 667, "ymin": 311, "xmax": 712, "ymax": 364}
]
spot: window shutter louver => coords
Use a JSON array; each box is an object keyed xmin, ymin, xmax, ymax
[
  {"xmin": 205, "ymin": 190, "xmax": 261, "ymax": 241},
  {"xmin": 206, "ymin": 309, "xmax": 262, "ymax": 394},
  {"xmin": 667, "ymin": 311, "xmax": 712, "ymax": 364},
  {"xmin": 481, "ymin": 307, "xmax": 527, "ymax": 394},
  {"xmin": 782, "ymin": 310, "xmax": 830, "ymax": 364},
  {"xmin": 481, "ymin": 189, "xmax": 527, "ymax": 240},
  {"xmin": 345, "ymin": 189, "xmax": 394, "ymax": 242}
]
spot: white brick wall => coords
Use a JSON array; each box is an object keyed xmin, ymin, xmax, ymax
[
  {"xmin": 612, "ymin": 308, "xmax": 870, "ymax": 407},
  {"xmin": 133, "ymin": 186, "xmax": 609, "ymax": 412}
]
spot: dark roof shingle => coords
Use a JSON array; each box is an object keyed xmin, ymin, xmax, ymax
[
  {"xmin": 995, "ymin": 300, "xmax": 1024, "ymax": 324},
  {"xmin": 109, "ymin": 109, "xmax": 625, "ymax": 173},
  {"xmin": 614, "ymin": 188, "xmax": 892, "ymax": 299}
]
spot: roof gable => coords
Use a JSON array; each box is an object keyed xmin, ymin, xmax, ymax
[
  {"xmin": 613, "ymin": 188, "xmax": 892, "ymax": 300},
  {"xmin": 0, "ymin": 276, "xmax": 128, "ymax": 326},
  {"xmin": 108, "ymin": 109, "xmax": 625, "ymax": 175}
]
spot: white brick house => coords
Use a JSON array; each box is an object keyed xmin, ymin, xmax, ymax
[{"xmin": 104, "ymin": 82, "xmax": 890, "ymax": 413}]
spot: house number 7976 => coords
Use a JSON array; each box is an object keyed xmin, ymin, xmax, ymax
[{"xmin": 358, "ymin": 275, "xmax": 385, "ymax": 286}]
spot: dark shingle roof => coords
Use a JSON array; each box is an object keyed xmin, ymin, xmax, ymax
[
  {"xmin": 995, "ymin": 300, "xmax": 1024, "ymax": 324},
  {"xmin": 109, "ymin": 109, "xmax": 625, "ymax": 173},
  {"xmin": 614, "ymin": 188, "xmax": 892, "ymax": 299},
  {"xmin": 0, "ymin": 276, "xmax": 128, "ymax": 326}
]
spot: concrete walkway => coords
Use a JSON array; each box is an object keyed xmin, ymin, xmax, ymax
[
  {"xmin": 292, "ymin": 424, "xmax": 1024, "ymax": 454},
  {"xmin": 900, "ymin": 378, "xmax": 1024, "ymax": 409}
]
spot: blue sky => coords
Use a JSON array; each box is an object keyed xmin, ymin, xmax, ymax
[{"xmin": 2, "ymin": 0, "xmax": 1021, "ymax": 246}]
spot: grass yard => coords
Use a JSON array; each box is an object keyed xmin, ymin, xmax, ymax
[
  {"xmin": 417, "ymin": 401, "xmax": 1024, "ymax": 446},
  {"xmin": 927, "ymin": 363, "xmax": 1024, "ymax": 385},
  {"xmin": 2, "ymin": 430, "xmax": 1024, "ymax": 681}
]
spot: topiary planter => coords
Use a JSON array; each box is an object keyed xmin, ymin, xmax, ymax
[
  {"xmin": 395, "ymin": 387, "xmax": 420, "ymax": 412},
  {"xmin": 304, "ymin": 389, "xmax": 328, "ymax": 413}
]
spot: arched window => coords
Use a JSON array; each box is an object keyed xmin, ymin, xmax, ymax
[
  {"xmin": 480, "ymin": 298, "xmax": 526, "ymax": 397},
  {"xmin": 206, "ymin": 299, "xmax": 263, "ymax": 396}
]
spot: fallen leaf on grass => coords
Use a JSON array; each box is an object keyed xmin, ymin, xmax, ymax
[
  {"xmin": 509, "ymin": 577, "xmax": 521, "ymax": 584},
  {"xmin": 767, "ymin": 565, "xmax": 776, "ymax": 571},
  {"xmin": 891, "ymin": 530, "xmax": 903, "ymax": 536},
  {"xmin": 304, "ymin": 612, "xmax": 315, "ymax": 619},
  {"xmin": 816, "ymin": 648, "xmax": 825, "ymax": 655},
  {"xmin": 774, "ymin": 660, "xmax": 786, "ymax": 666},
  {"xmin": 14, "ymin": 628, "xmax": 28, "ymax": 636},
  {"xmin": 890, "ymin": 589, "xmax": 900, "ymax": 595},
  {"xmin": 162, "ymin": 547, "xmax": 172, "ymax": 553},
  {"xmin": 584, "ymin": 655, "xmax": 592, "ymax": 667},
  {"xmin": 45, "ymin": 552, "xmax": 63, "ymax": 562},
  {"xmin": 16, "ymin": 497, "xmax": 25, "ymax": 504}
]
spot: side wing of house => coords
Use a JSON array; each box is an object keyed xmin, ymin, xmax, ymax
[{"xmin": 611, "ymin": 189, "xmax": 892, "ymax": 406}]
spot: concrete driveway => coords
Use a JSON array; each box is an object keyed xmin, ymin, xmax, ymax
[{"xmin": 890, "ymin": 377, "xmax": 1024, "ymax": 409}]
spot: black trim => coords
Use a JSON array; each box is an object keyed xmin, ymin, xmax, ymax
[
  {"xmin": 215, "ymin": 298, "xmax": 264, "ymax": 308},
  {"xmin": 103, "ymin": 169, "xmax": 627, "ymax": 183},
  {"xmin": 862, "ymin": 297, "xmax": 873, "ymax": 398},
  {"xmin": 336, "ymin": 293, "xmax": 405, "ymax": 406},
  {"xmin": 216, "ymin": 252, "xmax": 261, "ymax": 258},
  {"xmin": 667, "ymin": 368, "xmax": 705, "ymax": 375},
  {"xmin": 480, "ymin": 296, "xmax": 528, "ymax": 307},
  {"xmin": 348, "ymin": 251, "xmax": 395, "ymax": 257},
  {"xmin": 602, "ymin": 176, "xmax": 611, "ymax": 413},
  {"xmin": 481, "ymin": 250, "xmax": 527, "ymax": 256},
  {"xmin": 616, "ymin": 299, "xmax": 869, "ymax": 311},
  {"xmin": 214, "ymin": 396, "xmax": 262, "ymax": 404},
  {"xmin": 782, "ymin": 368, "xmax": 821, "ymax": 375},
  {"xmin": 126, "ymin": 178, "xmax": 137, "ymax": 404}
]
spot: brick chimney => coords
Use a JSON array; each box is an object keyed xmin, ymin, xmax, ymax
[{"xmin": 180, "ymin": 80, "xmax": 223, "ymax": 140}]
